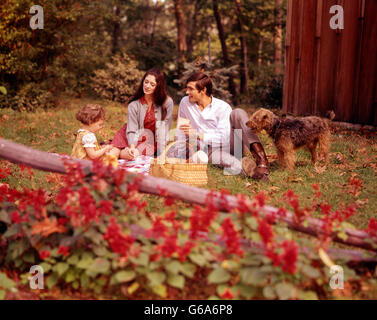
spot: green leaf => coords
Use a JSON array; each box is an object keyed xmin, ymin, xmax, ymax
[
  {"xmin": 302, "ymin": 265, "xmax": 321, "ymax": 279},
  {"xmin": 113, "ymin": 270, "xmax": 136, "ymax": 284},
  {"xmin": 0, "ymin": 210, "xmax": 11, "ymax": 224},
  {"xmin": 167, "ymin": 274, "xmax": 185, "ymax": 289},
  {"xmin": 165, "ymin": 261, "xmax": 181, "ymax": 275},
  {"xmin": 53, "ymin": 262, "xmax": 69, "ymax": 277},
  {"xmin": 72, "ymin": 281, "xmax": 79, "ymax": 290},
  {"xmin": 241, "ymin": 254, "xmax": 263, "ymax": 267},
  {"xmin": 67, "ymin": 253, "xmax": 79, "ymax": 265},
  {"xmin": 180, "ymin": 262, "xmax": 196, "ymax": 278},
  {"xmin": 3, "ymin": 224, "xmax": 22, "ymax": 239},
  {"xmin": 77, "ymin": 252, "xmax": 94, "ymax": 269},
  {"xmin": 0, "ymin": 272, "xmax": 15, "ymax": 289},
  {"xmin": 93, "ymin": 246, "xmax": 108, "ymax": 257},
  {"xmin": 298, "ymin": 290, "xmax": 318, "ymax": 300},
  {"xmin": 130, "ymin": 253, "xmax": 149, "ymax": 267},
  {"xmin": 151, "ymin": 284, "xmax": 167, "ymax": 298},
  {"xmin": 46, "ymin": 273, "xmax": 59, "ymax": 289},
  {"xmin": 147, "ymin": 272, "xmax": 166, "ymax": 287},
  {"xmin": 263, "ymin": 286, "xmax": 276, "ymax": 299},
  {"xmin": 39, "ymin": 262, "xmax": 51, "ymax": 273},
  {"xmin": 0, "ymin": 86, "xmax": 7, "ymax": 95},
  {"xmin": 65, "ymin": 269, "xmax": 76, "ymax": 283},
  {"xmin": 246, "ymin": 217, "xmax": 258, "ymax": 230},
  {"xmin": 23, "ymin": 251, "xmax": 36, "ymax": 264},
  {"xmin": 239, "ymin": 284, "xmax": 257, "ymax": 299},
  {"xmin": 240, "ymin": 268, "xmax": 268, "ymax": 286},
  {"xmin": 86, "ymin": 258, "xmax": 110, "ymax": 276},
  {"xmin": 189, "ymin": 253, "xmax": 207, "ymax": 267},
  {"xmin": 275, "ymin": 283, "xmax": 295, "ymax": 300},
  {"xmin": 207, "ymin": 267, "xmax": 231, "ymax": 284},
  {"xmin": 80, "ymin": 273, "xmax": 89, "ymax": 289},
  {"xmin": 0, "ymin": 290, "xmax": 6, "ymax": 300},
  {"xmin": 84, "ymin": 228, "xmax": 103, "ymax": 245}
]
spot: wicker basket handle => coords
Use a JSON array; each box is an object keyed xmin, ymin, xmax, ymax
[{"xmin": 159, "ymin": 141, "xmax": 195, "ymax": 160}]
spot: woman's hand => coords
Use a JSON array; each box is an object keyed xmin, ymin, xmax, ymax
[{"xmin": 128, "ymin": 146, "xmax": 140, "ymax": 159}]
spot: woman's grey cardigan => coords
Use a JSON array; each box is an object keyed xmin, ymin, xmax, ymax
[{"xmin": 126, "ymin": 97, "xmax": 174, "ymax": 152}]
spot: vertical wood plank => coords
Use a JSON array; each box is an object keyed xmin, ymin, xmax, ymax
[
  {"xmin": 356, "ymin": 0, "xmax": 377, "ymax": 125},
  {"xmin": 313, "ymin": 0, "xmax": 324, "ymax": 115}
]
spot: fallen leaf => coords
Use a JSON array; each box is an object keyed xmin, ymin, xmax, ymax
[
  {"xmin": 31, "ymin": 217, "xmax": 67, "ymax": 237},
  {"xmin": 314, "ymin": 164, "xmax": 327, "ymax": 174}
]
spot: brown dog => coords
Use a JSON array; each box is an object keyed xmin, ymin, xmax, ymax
[{"xmin": 246, "ymin": 108, "xmax": 335, "ymax": 171}]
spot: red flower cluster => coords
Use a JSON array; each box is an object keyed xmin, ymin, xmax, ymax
[
  {"xmin": 265, "ymin": 240, "xmax": 299, "ymax": 274},
  {"xmin": 0, "ymin": 165, "xmax": 11, "ymax": 179},
  {"xmin": 98, "ymin": 200, "xmax": 113, "ymax": 216},
  {"xmin": 221, "ymin": 288, "xmax": 235, "ymax": 299},
  {"xmin": 283, "ymin": 189, "xmax": 306, "ymax": 223},
  {"xmin": 103, "ymin": 217, "xmax": 135, "ymax": 257},
  {"xmin": 58, "ymin": 245, "xmax": 69, "ymax": 257},
  {"xmin": 221, "ymin": 218, "xmax": 243, "ymax": 257},
  {"xmin": 254, "ymin": 191, "xmax": 268, "ymax": 208},
  {"xmin": 157, "ymin": 234, "xmax": 195, "ymax": 261},
  {"xmin": 79, "ymin": 187, "xmax": 98, "ymax": 224},
  {"xmin": 147, "ymin": 216, "xmax": 168, "ymax": 238},
  {"xmin": 10, "ymin": 211, "xmax": 27, "ymax": 224},
  {"xmin": 39, "ymin": 250, "xmax": 51, "ymax": 260},
  {"xmin": 163, "ymin": 211, "xmax": 182, "ymax": 233},
  {"xmin": 258, "ymin": 219, "xmax": 274, "ymax": 245},
  {"xmin": 189, "ymin": 205, "xmax": 217, "ymax": 240},
  {"xmin": 257, "ymin": 218, "xmax": 299, "ymax": 274},
  {"xmin": 279, "ymin": 240, "xmax": 299, "ymax": 274},
  {"xmin": 366, "ymin": 219, "xmax": 377, "ymax": 237}
]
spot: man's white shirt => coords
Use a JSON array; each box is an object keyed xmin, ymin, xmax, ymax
[{"xmin": 176, "ymin": 96, "xmax": 232, "ymax": 148}]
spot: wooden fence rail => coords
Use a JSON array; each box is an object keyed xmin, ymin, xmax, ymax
[{"xmin": 1, "ymin": 137, "xmax": 376, "ymax": 255}]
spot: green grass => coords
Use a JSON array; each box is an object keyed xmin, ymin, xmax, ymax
[{"xmin": 1, "ymin": 97, "xmax": 376, "ymax": 229}]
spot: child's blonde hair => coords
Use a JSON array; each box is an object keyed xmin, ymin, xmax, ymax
[{"xmin": 76, "ymin": 104, "xmax": 105, "ymax": 125}]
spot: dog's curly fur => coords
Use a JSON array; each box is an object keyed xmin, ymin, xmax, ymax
[{"xmin": 246, "ymin": 108, "xmax": 335, "ymax": 171}]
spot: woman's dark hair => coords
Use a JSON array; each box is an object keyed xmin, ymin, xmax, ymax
[
  {"xmin": 129, "ymin": 68, "xmax": 169, "ymax": 120},
  {"xmin": 186, "ymin": 72, "xmax": 212, "ymax": 97}
]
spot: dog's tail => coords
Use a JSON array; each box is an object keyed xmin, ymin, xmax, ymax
[{"xmin": 325, "ymin": 110, "xmax": 335, "ymax": 121}]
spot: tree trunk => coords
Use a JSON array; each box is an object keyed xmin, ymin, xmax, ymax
[
  {"xmin": 274, "ymin": 0, "xmax": 283, "ymax": 74},
  {"xmin": 1, "ymin": 137, "xmax": 376, "ymax": 253},
  {"xmin": 149, "ymin": 2, "xmax": 161, "ymax": 45},
  {"xmin": 234, "ymin": 0, "xmax": 248, "ymax": 95},
  {"xmin": 213, "ymin": 0, "xmax": 236, "ymax": 98},
  {"xmin": 186, "ymin": 0, "xmax": 202, "ymax": 60},
  {"xmin": 173, "ymin": 0, "xmax": 187, "ymax": 71},
  {"xmin": 258, "ymin": 36, "xmax": 264, "ymax": 67},
  {"xmin": 112, "ymin": 5, "xmax": 120, "ymax": 54}
]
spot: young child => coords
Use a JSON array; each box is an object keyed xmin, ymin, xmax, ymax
[{"xmin": 71, "ymin": 104, "xmax": 114, "ymax": 161}]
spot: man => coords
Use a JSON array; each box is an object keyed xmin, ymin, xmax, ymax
[{"xmin": 176, "ymin": 72, "xmax": 269, "ymax": 180}]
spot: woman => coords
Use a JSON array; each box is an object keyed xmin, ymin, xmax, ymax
[{"xmin": 111, "ymin": 69, "xmax": 174, "ymax": 160}]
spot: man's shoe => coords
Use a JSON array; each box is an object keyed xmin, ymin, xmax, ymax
[
  {"xmin": 241, "ymin": 157, "xmax": 257, "ymax": 177},
  {"xmin": 250, "ymin": 142, "xmax": 270, "ymax": 181}
]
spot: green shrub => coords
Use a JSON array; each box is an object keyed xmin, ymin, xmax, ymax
[
  {"xmin": 0, "ymin": 82, "xmax": 56, "ymax": 112},
  {"xmin": 249, "ymin": 65, "xmax": 283, "ymax": 109},
  {"xmin": 90, "ymin": 54, "xmax": 144, "ymax": 103}
]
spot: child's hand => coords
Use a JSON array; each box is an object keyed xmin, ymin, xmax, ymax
[{"xmin": 104, "ymin": 144, "xmax": 113, "ymax": 152}]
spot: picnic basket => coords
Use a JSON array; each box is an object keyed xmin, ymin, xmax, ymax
[{"xmin": 149, "ymin": 141, "xmax": 208, "ymax": 186}]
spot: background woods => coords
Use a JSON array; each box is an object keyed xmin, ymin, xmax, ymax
[{"xmin": 0, "ymin": 0, "xmax": 286, "ymax": 109}]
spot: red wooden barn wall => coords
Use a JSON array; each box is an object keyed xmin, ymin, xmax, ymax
[{"xmin": 283, "ymin": 0, "xmax": 377, "ymax": 126}]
